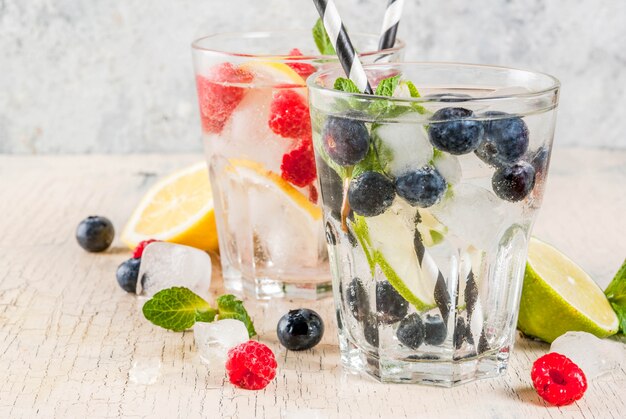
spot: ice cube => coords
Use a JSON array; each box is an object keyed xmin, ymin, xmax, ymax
[
  {"xmin": 194, "ymin": 319, "xmax": 249, "ymax": 368},
  {"xmin": 374, "ymin": 123, "xmax": 433, "ymax": 177},
  {"xmin": 433, "ymin": 152, "xmax": 462, "ymax": 185},
  {"xmin": 223, "ymin": 87, "xmax": 293, "ymax": 173},
  {"xmin": 129, "ymin": 358, "xmax": 161, "ymax": 385},
  {"xmin": 430, "ymin": 184, "xmax": 508, "ymax": 250},
  {"xmin": 550, "ymin": 331, "xmax": 625, "ymax": 380},
  {"xmin": 248, "ymin": 182, "xmax": 320, "ymax": 269},
  {"xmin": 137, "ymin": 242, "xmax": 212, "ymax": 300}
]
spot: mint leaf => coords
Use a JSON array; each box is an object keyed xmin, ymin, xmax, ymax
[
  {"xmin": 334, "ymin": 77, "xmax": 360, "ymax": 93},
  {"xmin": 312, "ymin": 18, "xmax": 336, "ymax": 55},
  {"xmin": 142, "ymin": 287, "xmax": 217, "ymax": 332},
  {"xmin": 375, "ymin": 74, "xmax": 401, "ymax": 97},
  {"xmin": 605, "ymin": 259, "xmax": 626, "ymax": 333},
  {"xmin": 404, "ymin": 81, "xmax": 421, "ymax": 98},
  {"xmin": 216, "ymin": 294, "xmax": 257, "ymax": 337}
]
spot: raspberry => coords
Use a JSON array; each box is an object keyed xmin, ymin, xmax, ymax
[
  {"xmin": 226, "ymin": 341, "xmax": 277, "ymax": 390},
  {"xmin": 281, "ymin": 142, "xmax": 317, "ymax": 187},
  {"xmin": 196, "ymin": 63, "xmax": 253, "ymax": 134},
  {"xmin": 286, "ymin": 48, "xmax": 317, "ymax": 80},
  {"xmin": 132, "ymin": 239, "xmax": 159, "ymax": 258},
  {"xmin": 268, "ymin": 90, "xmax": 311, "ymax": 139},
  {"xmin": 531, "ymin": 352, "xmax": 587, "ymax": 406}
]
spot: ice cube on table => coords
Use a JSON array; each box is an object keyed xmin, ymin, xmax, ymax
[
  {"xmin": 374, "ymin": 123, "xmax": 433, "ymax": 177},
  {"xmin": 129, "ymin": 358, "xmax": 161, "ymax": 385},
  {"xmin": 137, "ymin": 242, "xmax": 212, "ymax": 300},
  {"xmin": 550, "ymin": 331, "xmax": 625, "ymax": 380},
  {"xmin": 194, "ymin": 319, "xmax": 250, "ymax": 368}
]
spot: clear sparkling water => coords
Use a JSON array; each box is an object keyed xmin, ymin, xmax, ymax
[
  {"xmin": 550, "ymin": 331, "xmax": 625, "ymax": 380},
  {"xmin": 136, "ymin": 242, "xmax": 212, "ymax": 299},
  {"xmin": 194, "ymin": 319, "xmax": 249, "ymax": 369}
]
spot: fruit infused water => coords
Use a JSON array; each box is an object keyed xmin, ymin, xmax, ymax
[
  {"xmin": 191, "ymin": 31, "xmax": 404, "ymax": 299},
  {"xmin": 308, "ymin": 63, "xmax": 560, "ymax": 385}
]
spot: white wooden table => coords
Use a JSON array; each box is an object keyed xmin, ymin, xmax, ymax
[{"xmin": 0, "ymin": 149, "xmax": 624, "ymax": 418}]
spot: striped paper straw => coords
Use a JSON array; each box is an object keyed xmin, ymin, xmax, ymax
[
  {"xmin": 378, "ymin": 0, "xmax": 405, "ymax": 50},
  {"xmin": 312, "ymin": 0, "xmax": 373, "ymax": 94},
  {"xmin": 414, "ymin": 228, "xmax": 450, "ymax": 322}
]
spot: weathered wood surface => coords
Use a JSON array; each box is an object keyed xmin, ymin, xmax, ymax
[{"xmin": 0, "ymin": 149, "xmax": 624, "ymax": 419}]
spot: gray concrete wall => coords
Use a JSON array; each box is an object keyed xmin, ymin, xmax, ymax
[{"xmin": 1, "ymin": 0, "xmax": 624, "ymax": 153}]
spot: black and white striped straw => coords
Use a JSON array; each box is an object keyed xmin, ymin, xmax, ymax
[
  {"xmin": 414, "ymin": 230, "xmax": 451, "ymax": 322},
  {"xmin": 378, "ymin": 0, "xmax": 405, "ymax": 50},
  {"xmin": 312, "ymin": 0, "xmax": 373, "ymax": 94}
]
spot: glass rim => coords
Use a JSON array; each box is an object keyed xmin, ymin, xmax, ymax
[
  {"xmin": 190, "ymin": 30, "xmax": 405, "ymax": 59},
  {"xmin": 307, "ymin": 61, "xmax": 561, "ymax": 103}
]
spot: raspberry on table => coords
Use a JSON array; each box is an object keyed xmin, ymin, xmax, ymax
[
  {"xmin": 531, "ymin": 352, "xmax": 587, "ymax": 406},
  {"xmin": 280, "ymin": 142, "xmax": 317, "ymax": 187},
  {"xmin": 268, "ymin": 89, "xmax": 311, "ymax": 140},
  {"xmin": 286, "ymin": 48, "xmax": 317, "ymax": 80},
  {"xmin": 196, "ymin": 63, "xmax": 254, "ymax": 134},
  {"xmin": 226, "ymin": 341, "xmax": 277, "ymax": 390},
  {"xmin": 132, "ymin": 239, "xmax": 159, "ymax": 259}
]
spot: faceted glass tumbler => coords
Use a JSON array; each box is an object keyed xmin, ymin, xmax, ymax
[
  {"xmin": 191, "ymin": 31, "xmax": 404, "ymax": 300},
  {"xmin": 308, "ymin": 62, "xmax": 559, "ymax": 385}
]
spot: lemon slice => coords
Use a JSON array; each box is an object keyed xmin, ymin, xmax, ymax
[
  {"xmin": 517, "ymin": 237, "xmax": 619, "ymax": 342},
  {"xmin": 121, "ymin": 162, "xmax": 218, "ymax": 252},
  {"xmin": 239, "ymin": 61, "xmax": 305, "ymax": 87},
  {"xmin": 229, "ymin": 159, "xmax": 321, "ymax": 221}
]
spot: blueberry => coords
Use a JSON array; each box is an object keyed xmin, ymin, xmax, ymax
[
  {"xmin": 348, "ymin": 171, "xmax": 395, "ymax": 217},
  {"xmin": 76, "ymin": 215, "xmax": 114, "ymax": 252},
  {"xmin": 396, "ymin": 313, "xmax": 425, "ymax": 349},
  {"xmin": 475, "ymin": 111, "xmax": 529, "ymax": 166},
  {"xmin": 428, "ymin": 107, "xmax": 484, "ymax": 155},
  {"xmin": 376, "ymin": 281, "xmax": 408, "ymax": 324},
  {"xmin": 492, "ymin": 161, "xmax": 536, "ymax": 202},
  {"xmin": 423, "ymin": 314, "xmax": 447, "ymax": 345},
  {"xmin": 316, "ymin": 156, "xmax": 344, "ymax": 220},
  {"xmin": 346, "ymin": 277, "xmax": 369, "ymax": 321},
  {"xmin": 363, "ymin": 313, "xmax": 379, "ymax": 347},
  {"xmin": 277, "ymin": 309, "xmax": 324, "ymax": 351},
  {"xmin": 322, "ymin": 116, "xmax": 370, "ymax": 166},
  {"xmin": 395, "ymin": 166, "xmax": 446, "ymax": 208},
  {"xmin": 116, "ymin": 258, "xmax": 141, "ymax": 293}
]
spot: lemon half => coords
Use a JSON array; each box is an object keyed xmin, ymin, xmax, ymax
[{"xmin": 121, "ymin": 162, "xmax": 218, "ymax": 252}]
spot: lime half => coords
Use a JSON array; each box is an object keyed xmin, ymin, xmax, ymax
[{"xmin": 517, "ymin": 237, "xmax": 619, "ymax": 343}]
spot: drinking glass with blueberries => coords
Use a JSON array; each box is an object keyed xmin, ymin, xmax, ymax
[{"xmin": 307, "ymin": 62, "xmax": 559, "ymax": 386}]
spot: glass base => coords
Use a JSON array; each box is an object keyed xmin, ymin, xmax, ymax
[
  {"xmin": 339, "ymin": 333, "xmax": 510, "ymax": 387},
  {"xmin": 223, "ymin": 270, "xmax": 333, "ymax": 300}
]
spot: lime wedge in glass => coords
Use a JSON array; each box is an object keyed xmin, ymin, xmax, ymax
[
  {"xmin": 517, "ymin": 237, "xmax": 619, "ymax": 343},
  {"xmin": 356, "ymin": 201, "xmax": 437, "ymax": 311}
]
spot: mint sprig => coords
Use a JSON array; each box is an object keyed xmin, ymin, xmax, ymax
[
  {"xmin": 216, "ymin": 294, "xmax": 257, "ymax": 337},
  {"xmin": 142, "ymin": 288, "xmax": 256, "ymax": 337},
  {"xmin": 605, "ymin": 259, "xmax": 626, "ymax": 334},
  {"xmin": 312, "ymin": 18, "xmax": 336, "ymax": 55},
  {"xmin": 334, "ymin": 77, "xmax": 360, "ymax": 93},
  {"xmin": 142, "ymin": 287, "xmax": 217, "ymax": 332}
]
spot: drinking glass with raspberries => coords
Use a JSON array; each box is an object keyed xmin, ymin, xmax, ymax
[{"xmin": 191, "ymin": 30, "xmax": 404, "ymax": 300}]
